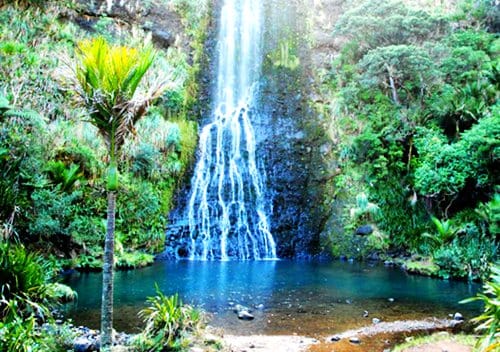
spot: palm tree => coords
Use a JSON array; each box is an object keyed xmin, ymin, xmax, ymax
[{"xmin": 67, "ymin": 37, "xmax": 167, "ymax": 350}]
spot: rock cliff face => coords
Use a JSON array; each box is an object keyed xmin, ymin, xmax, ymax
[
  {"xmin": 166, "ymin": 0, "xmax": 343, "ymax": 258},
  {"xmin": 74, "ymin": 0, "xmax": 189, "ymax": 52},
  {"xmin": 254, "ymin": 0, "xmax": 347, "ymax": 257}
]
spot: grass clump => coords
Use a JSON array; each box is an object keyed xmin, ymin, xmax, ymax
[
  {"xmin": 392, "ymin": 333, "xmax": 476, "ymax": 352},
  {"xmin": 134, "ymin": 286, "xmax": 204, "ymax": 351}
]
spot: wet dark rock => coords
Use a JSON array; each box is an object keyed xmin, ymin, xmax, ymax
[
  {"xmin": 355, "ymin": 225, "xmax": 373, "ymax": 236},
  {"xmin": 73, "ymin": 337, "xmax": 93, "ymax": 352},
  {"xmin": 349, "ymin": 337, "xmax": 361, "ymax": 344},
  {"xmin": 151, "ymin": 30, "xmax": 174, "ymax": 49},
  {"xmin": 367, "ymin": 252, "xmax": 380, "ymax": 261},
  {"xmin": 237, "ymin": 310, "xmax": 255, "ymax": 320}
]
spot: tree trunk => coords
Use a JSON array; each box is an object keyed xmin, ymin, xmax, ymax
[{"xmin": 101, "ymin": 191, "xmax": 116, "ymax": 351}]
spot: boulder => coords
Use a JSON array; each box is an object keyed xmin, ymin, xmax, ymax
[
  {"xmin": 237, "ymin": 310, "xmax": 255, "ymax": 320},
  {"xmin": 355, "ymin": 225, "xmax": 373, "ymax": 236},
  {"xmin": 73, "ymin": 337, "xmax": 93, "ymax": 352},
  {"xmin": 349, "ymin": 337, "xmax": 361, "ymax": 344},
  {"xmin": 152, "ymin": 30, "xmax": 174, "ymax": 49}
]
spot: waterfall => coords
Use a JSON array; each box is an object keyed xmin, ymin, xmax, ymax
[{"xmin": 181, "ymin": 0, "xmax": 277, "ymax": 260}]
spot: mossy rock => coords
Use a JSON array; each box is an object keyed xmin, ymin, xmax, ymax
[
  {"xmin": 115, "ymin": 251, "xmax": 154, "ymax": 270},
  {"xmin": 403, "ymin": 258, "xmax": 440, "ymax": 277}
]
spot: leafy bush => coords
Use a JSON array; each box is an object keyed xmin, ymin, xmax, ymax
[
  {"xmin": 75, "ymin": 253, "xmax": 103, "ymax": 272},
  {"xmin": 0, "ymin": 315, "xmax": 76, "ymax": 352},
  {"xmin": 414, "ymin": 114, "xmax": 500, "ymax": 203},
  {"xmin": 28, "ymin": 188, "xmax": 81, "ymax": 242},
  {"xmin": 135, "ymin": 287, "xmax": 203, "ymax": 351},
  {"xmin": 46, "ymin": 283, "xmax": 77, "ymax": 303},
  {"xmin": 45, "ymin": 161, "xmax": 84, "ymax": 192},
  {"xmin": 476, "ymin": 194, "xmax": 500, "ymax": 236},
  {"xmin": 0, "ymin": 242, "xmax": 77, "ymax": 351},
  {"xmin": 433, "ymin": 230, "xmax": 497, "ymax": 281},
  {"xmin": 461, "ymin": 264, "xmax": 500, "ymax": 351},
  {"xmin": 421, "ymin": 216, "xmax": 456, "ymax": 248},
  {"xmin": 0, "ymin": 242, "xmax": 53, "ymax": 320}
]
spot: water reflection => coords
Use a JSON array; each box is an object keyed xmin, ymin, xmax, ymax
[{"xmin": 64, "ymin": 260, "xmax": 479, "ymax": 335}]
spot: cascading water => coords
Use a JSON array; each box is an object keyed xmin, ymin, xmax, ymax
[{"xmin": 181, "ymin": 0, "xmax": 277, "ymax": 260}]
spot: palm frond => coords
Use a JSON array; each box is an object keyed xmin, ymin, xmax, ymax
[{"xmin": 68, "ymin": 37, "xmax": 166, "ymax": 152}]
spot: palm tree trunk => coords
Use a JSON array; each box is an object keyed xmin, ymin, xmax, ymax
[{"xmin": 101, "ymin": 190, "xmax": 116, "ymax": 351}]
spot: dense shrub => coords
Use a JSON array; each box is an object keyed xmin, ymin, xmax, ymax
[
  {"xmin": 135, "ymin": 287, "xmax": 203, "ymax": 351},
  {"xmin": 0, "ymin": 242, "xmax": 76, "ymax": 352}
]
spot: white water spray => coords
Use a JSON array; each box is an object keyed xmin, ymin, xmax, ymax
[{"xmin": 184, "ymin": 0, "xmax": 276, "ymax": 260}]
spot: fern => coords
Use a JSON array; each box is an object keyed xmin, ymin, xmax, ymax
[{"xmin": 0, "ymin": 95, "xmax": 43, "ymax": 123}]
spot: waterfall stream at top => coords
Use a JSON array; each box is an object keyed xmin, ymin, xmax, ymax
[{"xmin": 173, "ymin": 0, "xmax": 277, "ymax": 260}]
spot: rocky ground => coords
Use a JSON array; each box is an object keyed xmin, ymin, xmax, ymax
[
  {"xmin": 223, "ymin": 335, "xmax": 317, "ymax": 352},
  {"xmin": 70, "ymin": 316, "xmax": 470, "ymax": 351},
  {"xmin": 221, "ymin": 317, "xmax": 468, "ymax": 352}
]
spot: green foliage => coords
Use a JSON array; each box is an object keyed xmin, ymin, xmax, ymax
[
  {"xmin": 324, "ymin": 0, "xmax": 499, "ymax": 274},
  {"xmin": 45, "ymin": 161, "xmax": 84, "ymax": 192},
  {"xmin": 347, "ymin": 192, "xmax": 380, "ymax": 232},
  {"xmin": 334, "ymin": 0, "xmax": 448, "ymax": 51},
  {"xmin": 0, "ymin": 243, "xmax": 52, "ymax": 318},
  {"xmin": 433, "ymin": 225, "xmax": 497, "ymax": 280},
  {"xmin": 0, "ymin": 315, "xmax": 76, "ymax": 352},
  {"xmin": 422, "ymin": 216, "xmax": 456, "ymax": 247},
  {"xmin": 403, "ymin": 258, "xmax": 440, "ymax": 277},
  {"xmin": 476, "ymin": 194, "xmax": 500, "ymax": 237},
  {"xmin": 135, "ymin": 287, "xmax": 203, "ymax": 351},
  {"xmin": 461, "ymin": 264, "xmax": 500, "ymax": 351},
  {"xmin": 267, "ymin": 40, "xmax": 300, "ymax": 70},
  {"xmin": 28, "ymin": 188, "xmax": 80, "ymax": 242},
  {"xmin": 414, "ymin": 113, "xmax": 500, "ymax": 200},
  {"xmin": 75, "ymin": 254, "xmax": 103, "ymax": 271},
  {"xmin": 0, "ymin": 242, "xmax": 76, "ymax": 352},
  {"xmin": 46, "ymin": 283, "xmax": 77, "ymax": 303},
  {"xmin": 358, "ymin": 45, "xmax": 437, "ymax": 104},
  {"xmin": 0, "ymin": 3, "xmax": 203, "ymax": 274},
  {"xmin": 117, "ymin": 177, "xmax": 166, "ymax": 252},
  {"xmin": 454, "ymin": 0, "xmax": 500, "ymax": 30},
  {"xmin": 115, "ymin": 251, "xmax": 155, "ymax": 270}
]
